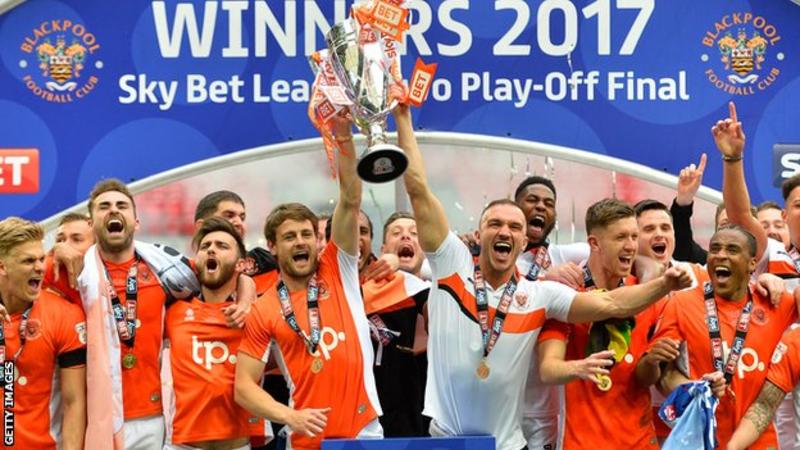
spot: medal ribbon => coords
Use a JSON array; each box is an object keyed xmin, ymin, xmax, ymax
[
  {"xmin": 0, "ymin": 305, "xmax": 33, "ymax": 367},
  {"xmin": 277, "ymin": 274, "xmax": 322, "ymax": 355},
  {"xmin": 702, "ymin": 281, "xmax": 753, "ymax": 385},
  {"xmin": 525, "ymin": 243, "xmax": 552, "ymax": 281},
  {"xmin": 367, "ymin": 314, "xmax": 401, "ymax": 366},
  {"xmin": 473, "ymin": 265, "xmax": 517, "ymax": 359},
  {"xmin": 108, "ymin": 258, "xmax": 139, "ymax": 348}
]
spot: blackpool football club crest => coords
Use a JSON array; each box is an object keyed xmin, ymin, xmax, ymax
[
  {"xmin": 700, "ymin": 12, "xmax": 783, "ymax": 96},
  {"xmin": 18, "ymin": 19, "xmax": 101, "ymax": 103}
]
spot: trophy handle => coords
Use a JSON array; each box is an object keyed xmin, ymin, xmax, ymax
[{"xmin": 357, "ymin": 143, "xmax": 408, "ymax": 183}]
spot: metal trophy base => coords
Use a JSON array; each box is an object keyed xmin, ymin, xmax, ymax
[{"xmin": 357, "ymin": 143, "xmax": 408, "ymax": 183}]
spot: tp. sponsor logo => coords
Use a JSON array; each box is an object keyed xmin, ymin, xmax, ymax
[
  {"xmin": 310, "ymin": 326, "xmax": 346, "ymax": 361},
  {"xmin": 191, "ymin": 336, "xmax": 236, "ymax": 370}
]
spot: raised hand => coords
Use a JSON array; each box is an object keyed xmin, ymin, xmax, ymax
[
  {"xmin": 663, "ymin": 265, "xmax": 692, "ymax": 291},
  {"xmin": 711, "ymin": 101, "xmax": 746, "ymax": 158},
  {"xmin": 676, "ymin": 153, "xmax": 707, "ymax": 206}
]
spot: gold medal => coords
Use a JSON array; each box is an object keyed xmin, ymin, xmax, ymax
[
  {"xmin": 476, "ymin": 359, "xmax": 490, "ymax": 380},
  {"xmin": 310, "ymin": 357, "xmax": 324, "ymax": 374},
  {"xmin": 597, "ymin": 374, "xmax": 612, "ymax": 391},
  {"xmin": 122, "ymin": 353, "xmax": 137, "ymax": 369}
]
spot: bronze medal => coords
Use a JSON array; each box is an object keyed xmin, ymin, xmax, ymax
[
  {"xmin": 122, "ymin": 353, "xmax": 137, "ymax": 369},
  {"xmin": 597, "ymin": 374, "xmax": 612, "ymax": 391},
  {"xmin": 476, "ymin": 359, "xmax": 490, "ymax": 380},
  {"xmin": 311, "ymin": 357, "xmax": 324, "ymax": 374}
]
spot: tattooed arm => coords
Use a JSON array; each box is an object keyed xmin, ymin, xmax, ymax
[{"xmin": 726, "ymin": 381, "xmax": 787, "ymax": 450}]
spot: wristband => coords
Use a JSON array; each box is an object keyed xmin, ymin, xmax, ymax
[{"xmin": 721, "ymin": 154, "xmax": 743, "ymax": 162}]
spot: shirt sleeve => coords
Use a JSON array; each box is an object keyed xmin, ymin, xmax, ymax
[
  {"xmin": 670, "ymin": 199, "xmax": 708, "ymax": 265},
  {"xmin": 538, "ymin": 280, "xmax": 576, "ymax": 322},
  {"xmin": 767, "ymin": 332, "xmax": 800, "ymax": 394},
  {"xmin": 238, "ymin": 302, "xmax": 274, "ymax": 363},
  {"xmin": 425, "ymin": 232, "xmax": 473, "ymax": 282},
  {"xmin": 551, "ymin": 243, "xmax": 590, "ymax": 266},
  {"xmin": 649, "ymin": 294, "xmax": 684, "ymax": 348},
  {"xmin": 538, "ymin": 319, "xmax": 571, "ymax": 343},
  {"xmin": 55, "ymin": 299, "xmax": 87, "ymax": 368}
]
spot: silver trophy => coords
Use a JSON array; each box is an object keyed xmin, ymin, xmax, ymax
[{"xmin": 326, "ymin": 18, "xmax": 408, "ymax": 183}]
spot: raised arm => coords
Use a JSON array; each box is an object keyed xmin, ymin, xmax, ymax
[
  {"xmin": 393, "ymin": 97, "xmax": 449, "ymax": 253},
  {"xmin": 566, "ymin": 266, "xmax": 691, "ymax": 323},
  {"xmin": 727, "ymin": 381, "xmax": 786, "ymax": 450},
  {"xmin": 330, "ymin": 115, "xmax": 362, "ymax": 256},
  {"xmin": 715, "ymin": 101, "xmax": 768, "ymax": 260},
  {"xmin": 672, "ymin": 154, "xmax": 708, "ymax": 264}
]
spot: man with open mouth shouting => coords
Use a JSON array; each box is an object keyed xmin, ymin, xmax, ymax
[
  {"xmin": 651, "ymin": 225, "xmax": 800, "ymax": 450},
  {"xmin": 163, "ymin": 217, "xmax": 269, "ymax": 450},
  {"xmin": 0, "ymin": 217, "xmax": 87, "ymax": 450},
  {"xmin": 391, "ymin": 89, "xmax": 692, "ymax": 450},
  {"xmin": 537, "ymin": 199, "xmax": 663, "ymax": 449},
  {"xmin": 235, "ymin": 114, "xmax": 383, "ymax": 450}
]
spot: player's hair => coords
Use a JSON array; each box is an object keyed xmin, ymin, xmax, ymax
[
  {"xmin": 58, "ymin": 212, "xmax": 90, "ymax": 226},
  {"xmin": 514, "ymin": 176, "xmax": 557, "ymax": 202},
  {"xmin": 479, "ymin": 199, "xmax": 526, "ymax": 225},
  {"xmin": 633, "ymin": 199, "xmax": 672, "ymax": 220},
  {"xmin": 192, "ymin": 217, "xmax": 246, "ymax": 258},
  {"xmin": 0, "ymin": 217, "xmax": 44, "ymax": 259},
  {"xmin": 382, "ymin": 211, "xmax": 415, "ymax": 243},
  {"xmin": 87, "ymin": 178, "xmax": 136, "ymax": 218},
  {"xmin": 194, "ymin": 190, "xmax": 245, "ymax": 222},
  {"xmin": 714, "ymin": 224, "xmax": 757, "ymax": 257},
  {"xmin": 264, "ymin": 203, "xmax": 318, "ymax": 243},
  {"xmin": 585, "ymin": 199, "xmax": 635, "ymax": 235},
  {"xmin": 782, "ymin": 174, "xmax": 800, "ymax": 202},
  {"xmin": 756, "ymin": 200, "xmax": 783, "ymax": 214}
]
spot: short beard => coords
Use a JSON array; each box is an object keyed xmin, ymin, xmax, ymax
[
  {"xmin": 199, "ymin": 261, "xmax": 237, "ymax": 290},
  {"xmin": 97, "ymin": 231, "xmax": 134, "ymax": 255}
]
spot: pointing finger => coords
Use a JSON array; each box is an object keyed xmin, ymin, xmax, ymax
[
  {"xmin": 729, "ymin": 101, "xmax": 738, "ymax": 123},
  {"xmin": 697, "ymin": 153, "xmax": 707, "ymax": 173}
]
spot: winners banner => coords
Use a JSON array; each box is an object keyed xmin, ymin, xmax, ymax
[{"xmin": 1, "ymin": 0, "xmax": 799, "ymax": 220}]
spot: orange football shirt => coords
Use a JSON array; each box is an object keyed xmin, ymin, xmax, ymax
[
  {"xmin": 166, "ymin": 298, "xmax": 265, "ymax": 444},
  {"xmin": 106, "ymin": 257, "xmax": 168, "ymax": 419},
  {"xmin": 767, "ymin": 328, "xmax": 800, "ymax": 394},
  {"xmin": 538, "ymin": 277, "xmax": 660, "ymax": 449},
  {"xmin": 239, "ymin": 242, "xmax": 380, "ymax": 450},
  {"xmin": 0, "ymin": 291, "xmax": 86, "ymax": 450},
  {"xmin": 652, "ymin": 287, "xmax": 797, "ymax": 449}
]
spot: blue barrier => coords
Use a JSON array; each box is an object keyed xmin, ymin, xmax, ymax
[{"xmin": 321, "ymin": 435, "xmax": 495, "ymax": 450}]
